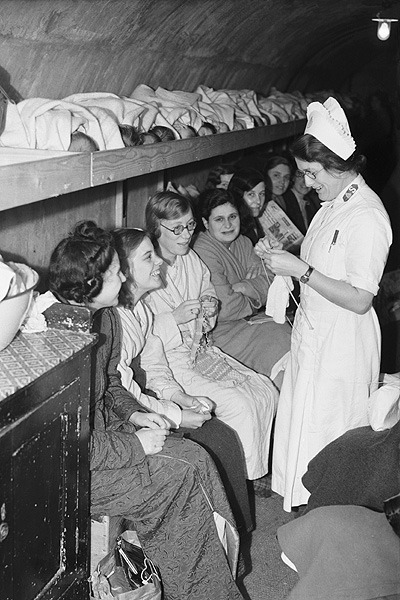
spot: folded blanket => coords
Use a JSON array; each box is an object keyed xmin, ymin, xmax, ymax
[
  {"xmin": 131, "ymin": 84, "xmax": 203, "ymax": 133},
  {"xmin": 64, "ymin": 91, "xmax": 162, "ymax": 134},
  {"xmin": 278, "ymin": 505, "xmax": 400, "ymax": 600},
  {"xmin": 1, "ymin": 96, "xmax": 125, "ymax": 150}
]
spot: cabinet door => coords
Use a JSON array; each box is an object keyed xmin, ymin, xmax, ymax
[
  {"xmin": 6, "ymin": 375, "xmax": 89, "ymax": 600},
  {"xmin": 0, "ymin": 438, "xmax": 12, "ymax": 600}
]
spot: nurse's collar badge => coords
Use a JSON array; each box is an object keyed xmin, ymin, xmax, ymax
[{"xmin": 342, "ymin": 183, "xmax": 358, "ymax": 202}]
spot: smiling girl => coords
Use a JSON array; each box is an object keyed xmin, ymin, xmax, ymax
[
  {"xmin": 113, "ymin": 227, "xmax": 252, "ymax": 532},
  {"xmin": 48, "ymin": 221, "xmax": 244, "ymax": 600},
  {"xmin": 194, "ymin": 188, "xmax": 291, "ymax": 383}
]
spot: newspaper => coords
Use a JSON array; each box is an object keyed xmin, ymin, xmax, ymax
[{"xmin": 258, "ymin": 200, "xmax": 304, "ymax": 251}]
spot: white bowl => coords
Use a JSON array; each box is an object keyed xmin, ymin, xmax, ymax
[{"xmin": 0, "ymin": 264, "xmax": 39, "ymax": 351}]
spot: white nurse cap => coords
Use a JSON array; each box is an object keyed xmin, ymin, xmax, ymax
[{"xmin": 304, "ymin": 97, "xmax": 356, "ymax": 160}]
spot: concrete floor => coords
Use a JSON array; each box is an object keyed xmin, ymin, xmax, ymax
[{"xmin": 237, "ymin": 491, "xmax": 299, "ymax": 600}]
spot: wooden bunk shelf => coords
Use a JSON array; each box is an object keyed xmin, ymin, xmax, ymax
[
  {"xmin": 0, "ymin": 119, "xmax": 306, "ymax": 212},
  {"xmin": 0, "ymin": 152, "xmax": 92, "ymax": 212},
  {"xmin": 91, "ymin": 119, "xmax": 306, "ymax": 185}
]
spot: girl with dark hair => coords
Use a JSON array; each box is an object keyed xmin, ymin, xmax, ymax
[
  {"xmin": 112, "ymin": 226, "xmax": 252, "ymax": 531},
  {"xmin": 263, "ymin": 154, "xmax": 293, "ymax": 211},
  {"xmin": 49, "ymin": 221, "xmax": 244, "ymax": 600},
  {"xmin": 144, "ymin": 191, "xmax": 279, "ymax": 483},
  {"xmin": 228, "ymin": 167, "xmax": 269, "ymax": 245},
  {"xmin": 194, "ymin": 188, "xmax": 291, "ymax": 383},
  {"xmin": 255, "ymin": 98, "xmax": 392, "ymax": 512},
  {"xmin": 204, "ymin": 164, "xmax": 235, "ymax": 191}
]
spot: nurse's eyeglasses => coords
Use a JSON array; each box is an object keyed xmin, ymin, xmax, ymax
[
  {"xmin": 160, "ymin": 220, "xmax": 197, "ymax": 235},
  {"xmin": 295, "ymin": 167, "xmax": 324, "ymax": 180}
]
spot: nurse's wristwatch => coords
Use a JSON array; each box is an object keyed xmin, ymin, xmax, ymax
[{"xmin": 299, "ymin": 264, "xmax": 314, "ymax": 284}]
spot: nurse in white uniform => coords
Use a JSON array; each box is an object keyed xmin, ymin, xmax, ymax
[{"xmin": 255, "ymin": 97, "xmax": 393, "ymax": 511}]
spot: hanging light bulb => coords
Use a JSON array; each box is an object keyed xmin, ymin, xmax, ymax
[
  {"xmin": 372, "ymin": 15, "xmax": 398, "ymax": 41},
  {"xmin": 377, "ymin": 19, "xmax": 391, "ymax": 40}
]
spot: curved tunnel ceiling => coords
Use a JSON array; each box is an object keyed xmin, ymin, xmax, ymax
[{"xmin": 0, "ymin": 0, "xmax": 399, "ymax": 102}]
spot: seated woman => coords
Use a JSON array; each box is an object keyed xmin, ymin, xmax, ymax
[
  {"xmin": 228, "ymin": 167, "xmax": 268, "ymax": 245},
  {"xmin": 193, "ymin": 188, "xmax": 291, "ymax": 382},
  {"xmin": 112, "ymin": 226, "xmax": 252, "ymax": 530},
  {"xmin": 204, "ymin": 164, "xmax": 236, "ymax": 191},
  {"xmin": 48, "ymin": 220, "xmax": 244, "ymax": 600},
  {"xmin": 144, "ymin": 191, "xmax": 279, "ymax": 483},
  {"xmin": 263, "ymin": 155, "xmax": 293, "ymax": 212},
  {"xmin": 282, "ymin": 169, "xmax": 321, "ymax": 236}
]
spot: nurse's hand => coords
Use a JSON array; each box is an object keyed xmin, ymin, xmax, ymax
[
  {"xmin": 260, "ymin": 248, "xmax": 307, "ymax": 279},
  {"xmin": 254, "ymin": 236, "xmax": 282, "ymax": 259}
]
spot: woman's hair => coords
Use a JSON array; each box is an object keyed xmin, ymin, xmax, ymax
[
  {"xmin": 112, "ymin": 228, "xmax": 149, "ymax": 308},
  {"xmin": 264, "ymin": 154, "xmax": 295, "ymax": 179},
  {"xmin": 145, "ymin": 191, "xmax": 193, "ymax": 244},
  {"xmin": 228, "ymin": 168, "xmax": 269, "ymax": 233},
  {"xmin": 197, "ymin": 188, "xmax": 240, "ymax": 230},
  {"xmin": 204, "ymin": 164, "xmax": 235, "ymax": 190},
  {"xmin": 228, "ymin": 167, "xmax": 265, "ymax": 198},
  {"xmin": 48, "ymin": 220, "xmax": 115, "ymax": 305},
  {"xmin": 291, "ymin": 133, "xmax": 366, "ymax": 174}
]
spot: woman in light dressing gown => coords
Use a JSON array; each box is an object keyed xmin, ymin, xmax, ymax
[
  {"xmin": 255, "ymin": 97, "xmax": 393, "ymax": 511},
  {"xmin": 112, "ymin": 227, "xmax": 253, "ymax": 533},
  {"xmin": 144, "ymin": 191, "xmax": 279, "ymax": 481}
]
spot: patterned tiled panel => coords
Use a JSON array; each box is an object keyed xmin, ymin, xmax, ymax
[{"xmin": 0, "ymin": 328, "xmax": 95, "ymax": 400}]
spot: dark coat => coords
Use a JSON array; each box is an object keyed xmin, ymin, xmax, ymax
[{"xmin": 283, "ymin": 189, "xmax": 321, "ymax": 236}]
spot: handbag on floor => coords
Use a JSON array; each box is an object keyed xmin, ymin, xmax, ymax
[{"xmin": 90, "ymin": 530, "xmax": 162, "ymax": 600}]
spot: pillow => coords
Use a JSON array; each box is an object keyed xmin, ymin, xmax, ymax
[{"xmin": 368, "ymin": 373, "xmax": 400, "ymax": 431}]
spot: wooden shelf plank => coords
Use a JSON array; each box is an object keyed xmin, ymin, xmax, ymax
[
  {"xmin": 0, "ymin": 120, "xmax": 306, "ymax": 211},
  {"xmin": 91, "ymin": 120, "xmax": 306, "ymax": 185},
  {"xmin": 0, "ymin": 153, "xmax": 92, "ymax": 211}
]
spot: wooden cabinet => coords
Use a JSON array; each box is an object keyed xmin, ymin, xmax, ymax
[{"xmin": 0, "ymin": 327, "xmax": 96, "ymax": 600}]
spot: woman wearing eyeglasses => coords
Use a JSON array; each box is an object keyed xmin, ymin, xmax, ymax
[
  {"xmin": 144, "ymin": 190, "xmax": 279, "ymax": 484},
  {"xmin": 255, "ymin": 97, "xmax": 393, "ymax": 513}
]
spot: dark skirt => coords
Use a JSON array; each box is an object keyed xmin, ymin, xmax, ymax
[{"xmin": 180, "ymin": 416, "xmax": 253, "ymax": 533}]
